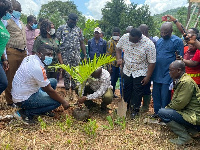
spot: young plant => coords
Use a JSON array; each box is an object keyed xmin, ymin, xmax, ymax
[
  {"xmin": 102, "ymin": 116, "xmax": 114, "ymax": 130},
  {"xmin": 84, "ymin": 119, "xmax": 98, "ymax": 137},
  {"xmin": 65, "ymin": 114, "xmax": 73, "ymax": 128},
  {"xmin": 38, "ymin": 116, "xmax": 46, "ymax": 130},
  {"xmin": 114, "ymin": 116, "xmax": 126, "ymax": 130}
]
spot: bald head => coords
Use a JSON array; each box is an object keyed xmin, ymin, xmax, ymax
[
  {"xmin": 139, "ymin": 24, "xmax": 149, "ymax": 37},
  {"xmin": 91, "ymin": 68, "xmax": 102, "ymax": 78},
  {"xmin": 160, "ymin": 22, "xmax": 173, "ymax": 40},
  {"xmin": 170, "ymin": 60, "xmax": 185, "ymax": 72}
]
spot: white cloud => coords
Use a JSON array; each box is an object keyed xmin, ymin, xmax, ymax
[
  {"xmin": 145, "ymin": 0, "xmax": 188, "ymax": 15},
  {"xmin": 85, "ymin": 0, "xmax": 131, "ymax": 20}
]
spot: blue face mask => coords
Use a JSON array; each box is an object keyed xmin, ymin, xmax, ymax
[
  {"xmin": 43, "ymin": 56, "xmax": 53, "ymax": 65},
  {"xmin": 2, "ymin": 12, "xmax": 12, "ymax": 20},
  {"xmin": 12, "ymin": 10, "xmax": 21, "ymax": 19},
  {"xmin": 31, "ymin": 24, "xmax": 38, "ymax": 30}
]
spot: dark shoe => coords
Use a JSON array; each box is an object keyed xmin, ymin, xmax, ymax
[
  {"xmin": 140, "ymin": 95, "xmax": 151, "ymax": 113},
  {"xmin": 14, "ymin": 110, "xmax": 35, "ymax": 125},
  {"xmin": 131, "ymin": 111, "xmax": 139, "ymax": 119},
  {"xmin": 150, "ymin": 113, "xmax": 159, "ymax": 119}
]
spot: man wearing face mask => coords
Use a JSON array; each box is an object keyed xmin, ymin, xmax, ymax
[
  {"xmin": 116, "ymin": 28, "xmax": 156, "ymax": 119},
  {"xmin": 106, "ymin": 27, "xmax": 120, "ymax": 98},
  {"xmin": 151, "ymin": 22, "xmax": 184, "ymax": 118},
  {"xmin": 12, "ymin": 44, "xmax": 70, "ymax": 124},
  {"xmin": 56, "ymin": 13, "xmax": 87, "ymax": 90},
  {"xmin": 5, "ymin": 0, "xmax": 27, "ymax": 107},
  {"xmin": 25, "ymin": 15, "xmax": 40, "ymax": 55}
]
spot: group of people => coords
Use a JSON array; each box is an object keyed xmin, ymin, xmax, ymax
[{"xmin": 0, "ymin": 0, "xmax": 200, "ymax": 146}]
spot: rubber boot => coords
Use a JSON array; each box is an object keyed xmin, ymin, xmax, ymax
[
  {"xmin": 141, "ymin": 95, "xmax": 151, "ymax": 113},
  {"xmin": 167, "ymin": 121, "xmax": 193, "ymax": 145}
]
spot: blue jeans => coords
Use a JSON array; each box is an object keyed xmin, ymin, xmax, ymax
[
  {"xmin": 152, "ymin": 82, "xmax": 171, "ymax": 114},
  {"xmin": 0, "ymin": 62, "xmax": 8, "ymax": 95},
  {"xmin": 158, "ymin": 108, "xmax": 200, "ymax": 131},
  {"xmin": 19, "ymin": 78, "xmax": 61, "ymax": 119},
  {"xmin": 111, "ymin": 65, "xmax": 119, "ymax": 94}
]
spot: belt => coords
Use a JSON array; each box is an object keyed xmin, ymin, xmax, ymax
[{"xmin": 188, "ymin": 73, "xmax": 200, "ymax": 77}]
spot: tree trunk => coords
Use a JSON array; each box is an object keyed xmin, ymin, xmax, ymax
[{"xmin": 187, "ymin": 2, "xmax": 192, "ymax": 25}]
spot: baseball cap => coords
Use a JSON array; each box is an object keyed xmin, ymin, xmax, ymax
[{"xmin": 94, "ymin": 27, "xmax": 102, "ymax": 33}]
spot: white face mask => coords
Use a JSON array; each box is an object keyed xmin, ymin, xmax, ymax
[
  {"xmin": 48, "ymin": 28, "xmax": 56, "ymax": 35},
  {"xmin": 112, "ymin": 36, "xmax": 120, "ymax": 41}
]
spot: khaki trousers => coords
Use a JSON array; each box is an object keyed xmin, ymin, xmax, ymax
[{"xmin": 5, "ymin": 47, "xmax": 26, "ymax": 104}]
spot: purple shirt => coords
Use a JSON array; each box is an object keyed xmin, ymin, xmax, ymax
[{"xmin": 25, "ymin": 27, "xmax": 40, "ymax": 55}]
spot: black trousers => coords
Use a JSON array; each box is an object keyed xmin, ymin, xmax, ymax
[{"xmin": 123, "ymin": 75, "xmax": 145, "ymax": 111}]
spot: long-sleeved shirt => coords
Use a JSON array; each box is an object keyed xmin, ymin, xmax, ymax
[
  {"xmin": 152, "ymin": 35, "xmax": 184, "ymax": 84},
  {"xmin": 167, "ymin": 73, "xmax": 200, "ymax": 125},
  {"xmin": 79, "ymin": 68, "xmax": 112, "ymax": 100}
]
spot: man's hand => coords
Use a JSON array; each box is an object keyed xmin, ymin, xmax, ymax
[
  {"xmin": 184, "ymin": 33, "xmax": 196, "ymax": 44},
  {"xmin": 141, "ymin": 76, "xmax": 150, "ymax": 85},
  {"xmin": 62, "ymin": 101, "xmax": 70, "ymax": 110},
  {"xmin": 78, "ymin": 96, "xmax": 87, "ymax": 104},
  {"xmin": 3, "ymin": 60, "xmax": 9, "ymax": 71},
  {"xmin": 165, "ymin": 15, "xmax": 176, "ymax": 22}
]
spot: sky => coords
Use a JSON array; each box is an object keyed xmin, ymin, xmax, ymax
[{"xmin": 18, "ymin": 0, "xmax": 188, "ymax": 20}]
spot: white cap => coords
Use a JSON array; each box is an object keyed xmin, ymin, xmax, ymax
[{"xmin": 94, "ymin": 27, "xmax": 102, "ymax": 33}]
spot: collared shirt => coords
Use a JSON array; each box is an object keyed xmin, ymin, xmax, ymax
[
  {"xmin": 116, "ymin": 33, "xmax": 156, "ymax": 78},
  {"xmin": 88, "ymin": 37, "xmax": 107, "ymax": 59},
  {"xmin": 25, "ymin": 27, "xmax": 40, "ymax": 55},
  {"xmin": 79, "ymin": 69, "xmax": 112, "ymax": 100},
  {"xmin": 12, "ymin": 55, "xmax": 50, "ymax": 103},
  {"xmin": 56, "ymin": 24, "xmax": 84, "ymax": 66},
  {"xmin": 152, "ymin": 35, "xmax": 184, "ymax": 84},
  {"xmin": 167, "ymin": 73, "xmax": 200, "ymax": 125}
]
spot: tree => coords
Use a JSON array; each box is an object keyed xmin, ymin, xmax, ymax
[
  {"xmin": 83, "ymin": 19, "xmax": 99, "ymax": 43},
  {"xmin": 38, "ymin": 0, "xmax": 86, "ymax": 30},
  {"xmin": 20, "ymin": 13, "xmax": 28, "ymax": 25},
  {"xmin": 100, "ymin": 0, "xmax": 155, "ymax": 38}
]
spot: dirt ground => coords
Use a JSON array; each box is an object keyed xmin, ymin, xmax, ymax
[{"xmin": 0, "ymin": 88, "xmax": 200, "ymax": 150}]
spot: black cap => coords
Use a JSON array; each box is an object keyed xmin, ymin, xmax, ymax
[{"xmin": 68, "ymin": 13, "xmax": 78, "ymax": 21}]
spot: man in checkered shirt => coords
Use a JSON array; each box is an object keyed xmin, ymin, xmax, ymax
[
  {"xmin": 77, "ymin": 68, "xmax": 113, "ymax": 110},
  {"xmin": 116, "ymin": 28, "xmax": 156, "ymax": 119}
]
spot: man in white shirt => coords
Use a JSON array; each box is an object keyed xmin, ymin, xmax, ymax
[
  {"xmin": 77, "ymin": 68, "xmax": 113, "ymax": 111},
  {"xmin": 116, "ymin": 28, "xmax": 156, "ymax": 118},
  {"xmin": 12, "ymin": 44, "xmax": 70, "ymax": 124}
]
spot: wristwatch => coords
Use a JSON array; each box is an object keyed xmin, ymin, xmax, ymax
[{"xmin": 173, "ymin": 19, "xmax": 178, "ymax": 24}]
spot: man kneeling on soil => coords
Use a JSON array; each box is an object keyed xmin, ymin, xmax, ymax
[
  {"xmin": 12, "ymin": 45, "xmax": 70, "ymax": 124},
  {"xmin": 77, "ymin": 68, "xmax": 113, "ymax": 111},
  {"xmin": 158, "ymin": 60, "xmax": 200, "ymax": 145}
]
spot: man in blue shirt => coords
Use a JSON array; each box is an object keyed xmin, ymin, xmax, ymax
[
  {"xmin": 152, "ymin": 22, "xmax": 184, "ymax": 117},
  {"xmin": 88, "ymin": 27, "xmax": 107, "ymax": 59}
]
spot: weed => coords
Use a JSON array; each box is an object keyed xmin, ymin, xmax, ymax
[
  {"xmin": 84, "ymin": 119, "xmax": 98, "ymax": 137},
  {"xmin": 114, "ymin": 116, "xmax": 126, "ymax": 130},
  {"xmin": 102, "ymin": 116, "xmax": 114, "ymax": 130},
  {"xmin": 38, "ymin": 116, "xmax": 46, "ymax": 130},
  {"xmin": 65, "ymin": 114, "xmax": 73, "ymax": 128}
]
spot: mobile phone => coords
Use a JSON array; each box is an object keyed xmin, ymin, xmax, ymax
[{"xmin": 162, "ymin": 16, "xmax": 167, "ymax": 21}]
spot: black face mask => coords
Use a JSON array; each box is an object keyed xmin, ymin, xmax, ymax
[
  {"xmin": 162, "ymin": 35, "xmax": 171, "ymax": 40},
  {"xmin": 68, "ymin": 22, "xmax": 76, "ymax": 28}
]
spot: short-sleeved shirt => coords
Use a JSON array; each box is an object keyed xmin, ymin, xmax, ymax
[
  {"xmin": 152, "ymin": 35, "xmax": 184, "ymax": 84},
  {"xmin": 0, "ymin": 20, "xmax": 10, "ymax": 58},
  {"xmin": 192, "ymin": 49, "xmax": 200, "ymax": 62},
  {"xmin": 56, "ymin": 24, "xmax": 84, "ymax": 66},
  {"xmin": 25, "ymin": 27, "xmax": 40, "ymax": 55},
  {"xmin": 116, "ymin": 33, "xmax": 156, "ymax": 78},
  {"xmin": 32, "ymin": 35, "xmax": 60, "ymax": 64},
  {"xmin": 11, "ymin": 55, "xmax": 50, "ymax": 103},
  {"xmin": 107, "ymin": 37, "xmax": 118, "ymax": 67},
  {"xmin": 88, "ymin": 37, "xmax": 107, "ymax": 59}
]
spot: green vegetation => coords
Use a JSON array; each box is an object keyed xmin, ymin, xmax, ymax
[{"xmin": 84, "ymin": 119, "xmax": 98, "ymax": 137}]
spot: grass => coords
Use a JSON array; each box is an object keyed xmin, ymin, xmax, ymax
[{"xmin": 0, "ymin": 88, "xmax": 200, "ymax": 150}]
